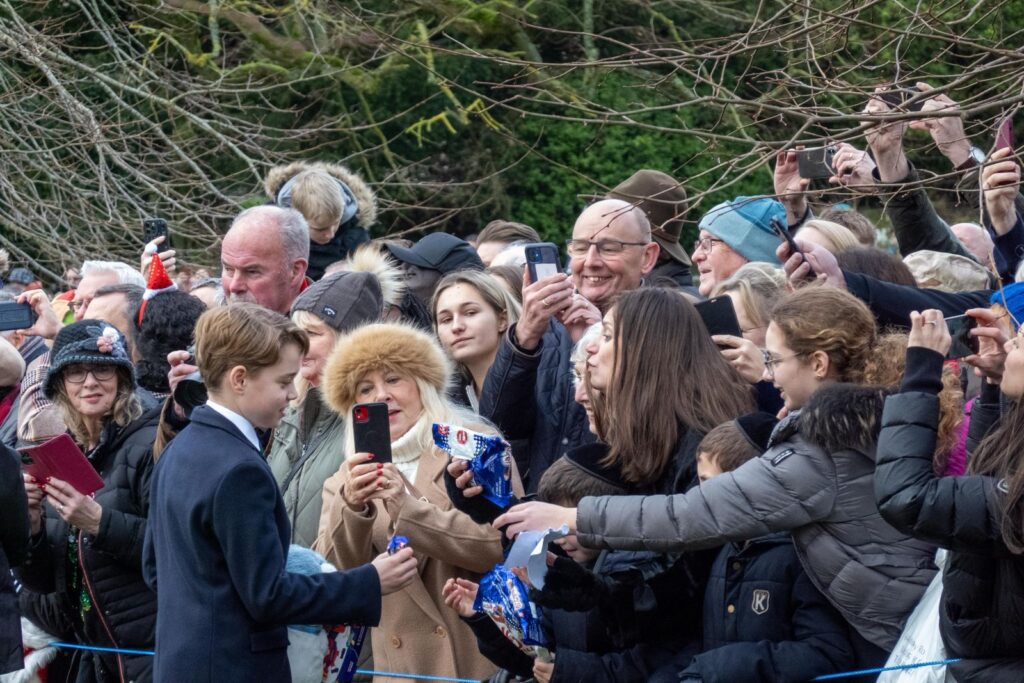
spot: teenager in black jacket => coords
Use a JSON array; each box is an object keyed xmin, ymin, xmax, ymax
[{"xmin": 875, "ymin": 309, "xmax": 1024, "ymax": 682}]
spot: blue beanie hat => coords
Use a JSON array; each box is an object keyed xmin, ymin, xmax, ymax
[
  {"xmin": 990, "ymin": 282, "xmax": 1024, "ymax": 326},
  {"xmin": 698, "ymin": 196, "xmax": 786, "ymax": 264}
]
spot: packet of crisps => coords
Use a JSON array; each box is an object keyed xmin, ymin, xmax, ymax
[
  {"xmin": 433, "ymin": 423, "xmax": 513, "ymax": 507},
  {"xmin": 473, "ymin": 564, "xmax": 551, "ymax": 661},
  {"xmin": 387, "ymin": 535, "xmax": 409, "ymax": 555}
]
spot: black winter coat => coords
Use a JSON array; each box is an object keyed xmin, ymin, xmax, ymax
[
  {"xmin": 1, "ymin": 444, "xmax": 29, "ymax": 675},
  {"xmin": 16, "ymin": 406, "xmax": 160, "ymax": 683},
  {"xmin": 875, "ymin": 347, "xmax": 1024, "ymax": 683},
  {"xmin": 479, "ymin": 321, "xmax": 594, "ymax": 492},
  {"xmin": 678, "ymin": 533, "xmax": 854, "ymax": 683}
]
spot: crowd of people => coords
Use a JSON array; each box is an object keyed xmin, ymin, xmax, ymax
[{"xmin": 1, "ymin": 83, "xmax": 1023, "ymax": 683}]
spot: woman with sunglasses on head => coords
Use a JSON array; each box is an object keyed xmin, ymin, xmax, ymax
[
  {"xmin": 875, "ymin": 311, "xmax": 1024, "ymax": 681},
  {"xmin": 498, "ymin": 287, "xmax": 953, "ymax": 669},
  {"xmin": 17, "ymin": 320, "xmax": 162, "ymax": 683}
]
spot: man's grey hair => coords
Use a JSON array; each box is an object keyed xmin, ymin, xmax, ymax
[
  {"xmin": 81, "ymin": 260, "xmax": 146, "ymax": 288},
  {"xmin": 229, "ymin": 205, "xmax": 310, "ymax": 264}
]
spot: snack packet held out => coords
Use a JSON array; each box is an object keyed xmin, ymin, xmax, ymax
[
  {"xmin": 387, "ymin": 535, "xmax": 409, "ymax": 555},
  {"xmin": 473, "ymin": 563, "xmax": 551, "ymax": 661},
  {"xmin": 433, "ymin": 423, "xmax": 513, "ymax": 507}
]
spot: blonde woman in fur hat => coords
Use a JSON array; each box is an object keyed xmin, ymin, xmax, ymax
[
  {"xmin": 316, "ymin": 323, "xmax": 521, "ymax": 683},
  {"xmin": 265, "ymin": 161, "xmax": 379, "ymax": 281}
]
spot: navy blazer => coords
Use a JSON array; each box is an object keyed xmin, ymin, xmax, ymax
[{"xmin": 143, "ymin": 405, "xmax": 381, "ymax": 683}]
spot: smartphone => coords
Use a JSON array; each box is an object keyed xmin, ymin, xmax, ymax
[
  {"xmin": 353, "ymin": 402, "xmax": 392, "ymax": 463},
  {"xmin": 694, "ymin": 296, "xmax": 742, "ymax": 338},
  {"xmin": 796, "ymin": 146, "xmax": 836, "ymax": 180},
  {"xmin": 770, "ymin": 217, "xmax": 816, "ymax": 277},
  {"xmin": 945, "ymin": 314, "xmax": 979, "ymax": 359},
  {"xmin": 878, "ymin": 86, "xmax": 925, "ymax": 113},
  {"xmin": 996, "ymin": 117, "xmax": 1014, "ymax": 153},
  {"xmin": 524, "ymin": 242, "xmax": 562, "ymax": 283},
  {"xmin": 0, "ymin": 301, "xmax": 37, "ymax": 332},
  {"xmin": 143, "ymin": 218, "xmax": 171, "ymax": 253}
]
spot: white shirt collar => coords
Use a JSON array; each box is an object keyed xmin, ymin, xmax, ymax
[{"xmin": 206, "ymin": 400, "xmax": 261, "ymax": 451}]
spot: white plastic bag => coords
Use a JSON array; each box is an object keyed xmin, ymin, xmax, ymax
[{"xmin": 877, "ymin": 550, "xmax": 952, "ymax": 683}]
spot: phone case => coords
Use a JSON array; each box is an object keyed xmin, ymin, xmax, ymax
[
  {"xmin": 996, "ymin": 118, "xmax": 1014, "ymax": 152},
  {"xmin": 796, "ymin": 147, "xmax": 834, "ymax": 180},
  {"xmin": 525, "ymin": 242, "xmax": 562, "ymax": 282},
  {"xmin": 353, "ymin": 402, "xmax": 392, "ymax": 463},
  {"xmin": 21, "ymin": 434, "xmax": 105, "ymax": 496},
  {"xmin": 0, "ymin": 302, "xmax": 37, "ymax": 332},
  {"xmin": 143, "ymin": 219, "xmax": 171, "ymax": 252},
  {"xmin": 694, "ymin": 296, "xmax": 742, "ymax": 338}
]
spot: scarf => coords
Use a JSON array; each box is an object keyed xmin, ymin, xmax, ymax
[{"xmin": 390, "ymin": 413, "xmax": 434, "ymax": 484}]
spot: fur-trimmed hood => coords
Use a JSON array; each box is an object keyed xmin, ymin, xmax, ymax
[
  {"xmin": 334, "ymin": 244, "xmax": 406, "ymax": 309},
  {"xmin": 264, "ymin": 161, "xmax": 378, "ymax": 228},
  {"xmin": 322, "ymin": 322, "xmax": 452, "ymax": 415},
  {"xmin": 797, "ymin": 383, "xmax": 893, "ymax": 455}
]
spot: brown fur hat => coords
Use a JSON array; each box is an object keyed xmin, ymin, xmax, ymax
[{"xmin": 322, "ymin": 322, "xmax": 452, "ymax": 415}]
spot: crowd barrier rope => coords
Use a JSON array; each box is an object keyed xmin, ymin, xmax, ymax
[{"xmin": 45, "ymin": 641, "xmax": 962, "ymax": 681}]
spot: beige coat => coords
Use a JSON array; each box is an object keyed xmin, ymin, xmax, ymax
[{"xmin": 316, "ymin": 446, "xmax": 516, "ymax": 683}]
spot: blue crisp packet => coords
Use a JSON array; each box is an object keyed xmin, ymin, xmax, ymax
[
  {"xmin": 473, "ymin": 564, "xmax": 549, "ymax": 658},
  {"xmin": 387, "ymin": 535, "xmax": 409, "ymax": 555},
  {"xmin": 433, "ymin": 423, "xmax": 513, "ymax": 507}
]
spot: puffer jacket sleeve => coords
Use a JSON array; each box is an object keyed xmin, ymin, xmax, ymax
[
  {"xmin": 875, "ymin": 348, "xmax": 1008, "ymax": 555},
  {"xmin": 478, "ymin": 325, "xmax": 542, "ymax": 442},
  {"xmin": 0, "ymin": 445, "xmax": 28, "ymax": 567},
  {"xmin": 90, "ymin": 437, "xmax": 154, "ymax": 567},
  {"xmin": 576, "ymin": 439, "xmax": 836, "ymax": 553},
  {"xmin": 551, "ymin": 643, "xmax": 673, "ymax": 683},
  {"xmin": 965, "ymin": 381, "xmax": 1001, "ymax": 455}
]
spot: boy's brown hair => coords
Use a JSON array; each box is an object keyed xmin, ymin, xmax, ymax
[
  {"xmin": 195, "ymin": 303, "xmax": 309, "ymax": 391},
  {"xmin": 537, "ymin": 457, "xmax": 627, "ymax": 507},
  {"xmin": 697, "ymin": 421, "xmax": 761, "ymax": 474}
]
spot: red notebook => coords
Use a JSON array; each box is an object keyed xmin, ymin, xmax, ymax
[{"xmin": 20, "ymin": 433, "xmax": 104, "ymax": 496}]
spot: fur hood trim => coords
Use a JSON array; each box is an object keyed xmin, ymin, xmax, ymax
[
  {"xmin": 264, "ymin": 161, "xmax": 378, "ymax": 228},
  {"xmin": 322, "ymin": 322, "xmax": 452, "ymax": 415},
  {"xmin": 798, "ymin": 383, "xmax": 893, "ymax": 454},
  {"xmin": 337, "ymin": 244, "xmax": 406, "ymax": 308}
]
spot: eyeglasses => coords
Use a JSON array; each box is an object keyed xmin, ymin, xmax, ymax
[
  {"xmin": 68, "ymin": 298, "xmax": 90, "ymax": 313},
  {"xmin": 693, "ymin": 237, "xmax": 724, "ymax": 254},
  {"xmin": 565, "ymin": 239, "xmax": 648, "ymax": 258},
  {"xmin": 64, "ymin": 365, "xmax": 117, "ymax": 384},
  {"xmin": 762, "ymin": 350, "xmax": 803, "ymax": 381}
]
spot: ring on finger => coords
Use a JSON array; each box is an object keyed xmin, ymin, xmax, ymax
[
  {"xmin": 58, "ymin": 503, "xmax": 65, "ymax": 513},
  {"xmin": 542, "ymin": 297, "xmax": 551, "ymax": 307},
  {"xmin": 925, "ymin": 320, "xmax": 937, "ymax": 326}
]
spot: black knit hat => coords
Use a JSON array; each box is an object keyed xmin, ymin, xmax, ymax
[
  {"xmin": 735, "ymin": 412, "xmax": 779, "ymax": 453},
  {"xmin": 44, "ymin": 319, "xmax": 135, "ymax": 399},
  {"xmin": 290, "ymin": 271, "xmax": 383, "ymax": 334}
]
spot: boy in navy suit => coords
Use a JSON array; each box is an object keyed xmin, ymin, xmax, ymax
[{"xmin": 143, "ymin": 303, "xmax": 417, "ymax": 683}]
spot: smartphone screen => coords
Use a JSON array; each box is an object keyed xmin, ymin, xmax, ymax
[
  {"xmin": 525, "ymin": 242, "xmax": 562, "ymax": 283},
  {"xmin": 945, "ymin": 314, "xmax": 978, "ymax": 359},
  {"xmin": 796, "ymin": 147, "xmax": 835, "ymax": 180},
  {"xmin": 353, "ymin": 402, "xmax": 392, "ymax": 463}
]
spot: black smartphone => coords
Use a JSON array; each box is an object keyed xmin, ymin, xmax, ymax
[
  {"xmin": 694, "ymin": 296, "xmax": 742, "ymax": 338},
  {"xmin": 143, "ymin": 218, "xmax": 171, "ymax": 253},
  {"xmin": 796, "ymin": 146, "xmax": 836, "ymax": 180},
  {"xmin": 524, "ymin": 242, "xmax": 562, "ymax": 283},
  {"xmin": 770, "ymin": 217, "xmax": 816, "ymax": 277},
  {"xmin": 0, "ymin": 301, "xmax": 37, "ymax": 332},
  {"xmin": 878, "ymin": 86, "xmax": 926, "ymax": 113},
  {"xmin": 945, "ymin": 314, "xmax": 979, "ymax": 359},
  {"xmin": 353, "ymin": 402, "xmax": 392, "ymax": 463}
]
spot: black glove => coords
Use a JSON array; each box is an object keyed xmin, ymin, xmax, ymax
[
  {"xmin": 443, "ymin": 459, "xmax": 509, "ymax": 525},
  {"xmin": 529, "ymin": 556, "xmax": 613, "ymax": 612}
]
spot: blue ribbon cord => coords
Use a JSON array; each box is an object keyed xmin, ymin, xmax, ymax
[{"xmin": 47, "ymin": 641, "xmax": 960, "ymax": 682}]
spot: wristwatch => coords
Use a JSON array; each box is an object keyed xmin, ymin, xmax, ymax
[{"xmin": 955, "ymin": 146, "xmax": 986, "ymax": 172}]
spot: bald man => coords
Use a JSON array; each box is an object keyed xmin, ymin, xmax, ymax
[{"xmin": 220, "ymin": 206, "xmax": 310, "ymax": 314}]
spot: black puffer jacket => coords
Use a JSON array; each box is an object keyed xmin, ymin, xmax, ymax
[
  {"xmin": 479, "ymin": 321, "xmax": 594, "ymax": 492},
  {"xmin": 875, "ymin": 347, "xmax": 1024, "ymax": 683},
  {"xmin": 16, "ymin": 406, "xmax": 160, "ymax": 683},
  {"xmin": 1, "ymin": 444, "xmax": 29, "ymax": 675}
]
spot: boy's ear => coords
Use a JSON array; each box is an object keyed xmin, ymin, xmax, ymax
[{"xmin": 226, "ymin": 364, "xmax": 248, "ymax": 394}]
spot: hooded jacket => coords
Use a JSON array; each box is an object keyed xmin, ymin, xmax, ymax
[
  {"xmin": 576, "ymin": 384, "xmax": 938, "ymax": 651},
  {"xmin": 16, "ymin": 406, "xmax": 160, "ymax": 683},
  {"xmin": 875, "ymin": 348, "xmax": 1024, "ymax": 682},
  {"xmin": 264, "ymin": 162, "xmax": 379, "ymax": 281}
]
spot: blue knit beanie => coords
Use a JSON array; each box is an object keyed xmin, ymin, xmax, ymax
[
  {"xmin": 990, "ymin": 282, "xmax": 1024, "ymax": 326},
  {"xmin": 698, "ymin": 196, "xmax": 786, "ymax": 264}
]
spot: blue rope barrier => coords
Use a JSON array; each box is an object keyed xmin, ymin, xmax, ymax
[
  {"xmin": 46, "ymin": 640, "xmax": 961, "ymax": 682},
  {"xmin": 812, "ymin": 657, "xmax": 961, "ymax": 680}
]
